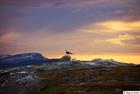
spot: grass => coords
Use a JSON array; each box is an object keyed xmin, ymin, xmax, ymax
[{"xmin": 36, "ymin": 66, "xmax": 140, "ymax": 94}]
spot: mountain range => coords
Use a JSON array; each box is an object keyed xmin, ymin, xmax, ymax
[
  {"xmin": 0, "ymin": 53, "xmax": 133, "ymax": 69},
  {"xmin": 0, "ymin": 53, "xmax": 48, "ymax": 69}
]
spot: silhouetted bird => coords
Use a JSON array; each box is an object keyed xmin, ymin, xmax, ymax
[{"xmin": 65, "ymin": 50, "xmax": 73, "ymax": 55}]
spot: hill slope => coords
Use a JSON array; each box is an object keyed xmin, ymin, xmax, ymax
[{"xmin": 0, "ymin": 53, "xmax": 48, "ymax": 69}]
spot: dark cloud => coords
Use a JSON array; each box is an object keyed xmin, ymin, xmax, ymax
[
  {"xmin": 0, "ymin": 0, "xmax": 94, "ymax": 7},
  {"xmin": 0, "ymin": 0, "xmax": 140, "ymax": 24},
  {"xmin": 118, "ymin": 9, "xmax": 140, "ymax": 22},
  {"xmin": 0, "ymin": 0, "xmax": 139, "ymax": 8},
  {"xmin": 123, "ymin": 37, "xmax": 140, "ymax": 45},
  {"xmin": 0, "ymin": 0, "xmax": 94, "ymax": 30}
]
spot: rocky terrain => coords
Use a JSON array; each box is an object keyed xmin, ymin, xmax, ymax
[
  {"xmin": 0, "ymin": 53, "xmax": 139, "ymax": 94},
  {"xmin": 36, "ymin": 65, "xmax": 140, "ymax": 94},
  {"xmin": 0, "ymin": 66, "xmax": 46, "ymax": 94}
]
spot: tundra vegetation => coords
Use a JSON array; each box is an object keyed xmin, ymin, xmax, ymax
[{"xmin": 36, "ymin": 66, "xmax": 140, "ymax": 94}]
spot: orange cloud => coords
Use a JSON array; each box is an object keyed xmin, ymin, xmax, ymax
[
  {"xmin": 81, "ymin": 20, "xmax": 140, "ymax": 33},
  {"xmin": 106, "ymin": 34, "xmax": 136, "ymax": 45},
  {"xmin": 96, "ymin": 20, "xmax": 140, "ymax": 32}
]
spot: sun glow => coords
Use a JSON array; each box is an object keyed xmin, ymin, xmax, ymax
[
  {"xmin": 74, "ymin": 54, "xmax": 140, "ymax": 64},
  {"xmin": 97, "ymin": 21, "xmax": 140, "ymax": 32},
  {"xmin": 43, "ymin": 53, "xmax": 140, "ymax": 64}
]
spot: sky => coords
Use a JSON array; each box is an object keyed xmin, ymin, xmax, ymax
[{"xmin": 0, "ymin": 0, "xmax": 140, "ymax": 63}]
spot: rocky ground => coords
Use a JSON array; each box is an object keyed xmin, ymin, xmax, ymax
[
  {"xmin": 0, "ymin": 60, "xmax": 140, "ymax": 94},
  {"xmin": 0, "ymin": 66, "xmax": 46, "ymax": 94},
  {"xmin": 36, "ymin": 66, "xmax": 140, "ymax": 94}
]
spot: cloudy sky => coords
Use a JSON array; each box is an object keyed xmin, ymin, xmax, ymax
[{"xmin": 0, "ymin": 0, "xmax": 140, "ymax": 63}]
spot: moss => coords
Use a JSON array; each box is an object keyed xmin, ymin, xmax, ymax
[{"xmin": 36, "ymin": 66, "xmax": 140, "ymax": 94}]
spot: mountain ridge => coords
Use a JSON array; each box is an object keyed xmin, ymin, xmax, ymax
[
  {"xmin": 0, "ymin": 53, "xmax": 48, "ymax": 69},
  {"xmin": 0, "ymin": 53, "xmax": 135, "ymax": 69}
]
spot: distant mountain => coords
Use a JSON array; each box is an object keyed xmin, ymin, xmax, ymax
[
  {"xmin": 0, "ymin": 55, "xmax": 12, "ymax": 60},
  {"xmin": 87, "ymin": 58, "xmax": 129, "ymax": 67},
  {"xmin": 0, "ymin": 53, "xmax": 133, "ymax": 69},
  {"xmin": 0, "ymin": 53, "xmax": 48, "ymax": 69}
]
